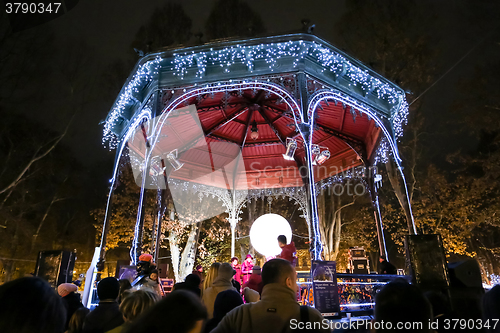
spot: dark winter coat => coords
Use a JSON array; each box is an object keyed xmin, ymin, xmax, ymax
[
  {"xmin": 378, "ymin": 259, "xmax": 397, "ymax": 275},
  {"xmin": 62, "ymin": 292, "xmax": 84, "ymax": 329},
  {"xmin": 243, "ymin": 274, "xmax": 263, "ymax": 295},
  {"xmin": 82, "ymin": 301, "xmax": 124, "ymax": 333}
]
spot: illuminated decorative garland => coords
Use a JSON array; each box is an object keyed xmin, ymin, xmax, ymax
[
  {"xmin": 171, "ymin": 41, "xmax": 402, "ymax": 105},
  {"xmin": 103, "ymin": 56, "xmax": 161, "ymax": 148},
  {"xmin": 103, "ymin": 40, "xmax": 409, "ymax": 148},
  {"xmin": 374, "ymin": 138, "xmax": 391, "ymax": 165}
]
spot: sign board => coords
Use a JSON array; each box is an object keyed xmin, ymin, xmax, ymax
[
  {"xmin": 160, "ymin": 278, "xmax": 174, "ymax": 293},
  {"xmin": 311, "ymin": 260, "xmax": 340, "ymax": 316}
]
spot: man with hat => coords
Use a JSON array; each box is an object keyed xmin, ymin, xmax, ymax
[
  {"xmin": 241, "ymin": 254, "xmax": 254, "ymax": 285},
  {"xmin": 58, "ymin": 282, "xmax": 83, "ymax": 330},
  {"xmin": 202, "ymin": 263, "xmax": 237, "ymax": 319}
]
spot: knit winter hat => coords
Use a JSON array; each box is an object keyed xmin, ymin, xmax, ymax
[
  {"xmin": 57, "ymin": 283, "xmax": 77, "ymax": 297},
  {"xmin": 243, "ymin": 287, "xmax": 260, "ymax": 303},
  {"xmin": 97, "ymin": 277, "xmax": 120, "ymax": 300},
  {"xmin": 217, "ymin": 263, "xmax": 235, "ymax": 281},
  {"xmin": 185, "ymin": 273, "xmax": 201, "ymax": 286},
  {"xmin": 246, "ymin": 254, "xmax": 253, "ymax": 259},
  {"xmin": 213, "ymin": 289, "xmax": 243, "ymax": 319},
  {"xmin": 252, "ymin": 266, "xmax": 261, "ymax": 274},
  {"xmin": 138, "ymin": 253, "xmax": 153, "ymax": 262}
]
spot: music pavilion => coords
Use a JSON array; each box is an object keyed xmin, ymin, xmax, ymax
[{"xmin": 94, "ymin": 33, "xmax": 417, "ymax": 309}]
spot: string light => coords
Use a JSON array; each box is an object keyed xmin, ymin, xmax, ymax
[
  {"xmin": 103, "ymin": 56, "xmax": 161, "ymax": 149},
  {"xmin": 170, "ymin": 40, "xmax": 402, "ymax": 107},
  {"xmin": 103, "ymin": 38, "xmax": 409, "ymax": 148},
  {"xmin": 374, "ymin": 138, "xmax": 390, "ymax": 165}
]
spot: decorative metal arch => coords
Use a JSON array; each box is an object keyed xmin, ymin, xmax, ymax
[
  {"xmin": 161, "ymin": 180, "xmax": 311, "ymax": 258},
  {"xmin": 307, "ymin": 89, "xmax": 416, "ymax": 235}
]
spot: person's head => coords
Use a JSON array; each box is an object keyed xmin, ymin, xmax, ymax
[
  {"xmin": 424, "ymin": 290, "xmax": 451, "ymax": 318},
  {"xmin": 97, "ymin": 277, "xmax": 120, "ymax": 301},
  {"xmin": 0, "ymin": 277, "xmax": 66, "ymax": 333},
  {"xmin": 203, "ymin": 262, "xmax": 220, "ymax": 291},
  {"xmin": 212, "ymin": 289, "xmax": 243, "ymax": 319},
  {"xmin": 118, "ymin": 279, "xmax": 133, "ymax": 303},
  {"xmin": 252, "ymin": 266, "xmax": 261, "ymax": 275},
  {"xmin": 67, "ymin": 307, "xmax": 89, "ymax": 333},
  {"xmin": 138, "ymin": 253, "xmax": 153, "ymax": 263},
  {"xmin": 120, "ymin": 290, "xmax": 160, "ymax": 323},
  {"xmin": 58, "ymin": 282, "xmax": 78, "ymax": 298},
  {"xmin": 231, "ymin": 257, "xmax": 239, "ymax": 265},
  {"xmin": 185, "ymin": 273, "xmax": 201, "ymax": 287},
  {"xmin": 123, "ymin": 290, "xmax": 207, "ymax": 333},
  {"xmin": 149, "ymin": 269, "xmax": 158, "ymax": 281},
  {"xmin": 196, "ymin": 264, "xmax": 203, "ymax": 272},
  {"xmin": 245, "ymin": 254, "xmax": 253, "ymax": 262},
  {"xmin": 374, "ymin": 279, "xmax": 432, "ymax": 332},
  {"xmin": 243, "ymin": 287, "xmax": 260, "ymax": 303},
  {"xmin": 262, "ymin": 258, "xmax": 297, "ymax": 293},
  {"xmin": 216, "ymin": 263, "xmax": 235, "ymax": 282},
  {"xmin": 277, "ymin": 235, "xmax": 287, "ymax": 248}
]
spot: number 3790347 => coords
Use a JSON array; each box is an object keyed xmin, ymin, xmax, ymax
[{"xmin": 6, "ymin": 3, "xmax": 61, "ymax": 14}]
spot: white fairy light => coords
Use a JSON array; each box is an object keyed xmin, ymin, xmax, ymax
[{"xmin": 103, "ymin": 39, "xmax": 409, "ymax": 148}]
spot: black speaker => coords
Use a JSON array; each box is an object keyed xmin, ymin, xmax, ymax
[
  {"xmin": 34, "ymin": 250, "xmax": 76, "ymax": 288},
  {"xmin": 352, "ymin": 259, "xmax": 369, "ymax": 274},
  {"xmin": 405, "ymin": 234, "xmax": 450, "ymax": 289},
  {"xmin": 447, "ymin": 260, "xmax": 484, "ymax": 323},
  {"xmin": 448, "ymin": 260, "xmax": 482, "ymax": 289},
  {"xmin": 350, "ymin": 249, "xmax": 366, "ymax": 258}
]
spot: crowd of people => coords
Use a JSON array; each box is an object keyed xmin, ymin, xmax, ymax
[{"xmin": 1, "ymin": 235, "xmax": 500, "ymax": 333}]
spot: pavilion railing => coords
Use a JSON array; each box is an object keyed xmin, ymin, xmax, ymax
[{"xmin": 297, "ymin": 272, "xmax": 411, "ymax": 315}]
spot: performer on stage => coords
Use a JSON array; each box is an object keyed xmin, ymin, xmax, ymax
[
  {"xmin": 241, "ymin": 254, "xmax": 254, "ymax": 284},
  {"xmin": 231, "ymin": 257, "xmax": 242, "ymax": 285},
  {"xmin": 378, "ymin": 255, "xmax": 397, "ymax": 275},
  {"xmin": 276, "ymin": 235, "xmax": 297, "ymax": 267}
]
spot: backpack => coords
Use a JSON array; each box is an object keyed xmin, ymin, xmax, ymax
[{"xmin": 280, "ymin": 305, "xmax": 323, "ymax": 333}]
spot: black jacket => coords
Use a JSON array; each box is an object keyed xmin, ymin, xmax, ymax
[
  {"xmin": 378, "ymin": 260, "xmax": 397, "ymax": 275},
  {"xmin": 62, "ymin": 292, "xmax": 84, "ymax": 329},
  {"xmin": 82, "ymin": 301, "xmax": 124, "ymax": 333}
]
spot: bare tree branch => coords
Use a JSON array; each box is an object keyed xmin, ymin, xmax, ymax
[{"xmin": 0, "ymin": 117, "xmax": 73, "ymax": 195}]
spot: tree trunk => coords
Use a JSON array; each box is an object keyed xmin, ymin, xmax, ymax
[
  {"xmin": 317, "ymin": 190, "xmax": 328, "ymax": 259},
  {"xmin": 168, "ymin": 223, "xmax": 199, "ymax": 283},
  {"xmin": 332, "ymin": 200, "xmax": 342, "ymax": 260},
  {"xmin": 2, "ymin": 260, "xmax": 15, "ymax": 282},
  {"xmin": 179, "ymin": 224, "xmax": 198, "ymax": 280},
  {"xmin": 318, "ymin": 188, "xmax": 337, "ymax": 261},
  {"xmin": 168, "ymin": 231, "xmax": 181, "ymax": 282},
  {"xmin": 4, "ymin": 218, "xmax": 20, "ymax": 282}
]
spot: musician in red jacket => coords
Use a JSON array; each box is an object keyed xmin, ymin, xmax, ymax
[
  {"xmin": 276, "ymin": 235, "xmax": 297, "ymax": 267},
  {"xmin": 241, "ymin": 254, "xmax": 254, "ymax": 284}
]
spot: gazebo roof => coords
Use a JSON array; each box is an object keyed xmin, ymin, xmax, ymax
[{"xmin": 105, "ymin": 33, "xmax": 408, "ymax": 190}]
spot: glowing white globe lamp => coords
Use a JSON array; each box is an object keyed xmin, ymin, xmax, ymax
[{"xmin": 250, "ymin": 213, "xmax": 292, "ymax": 257}]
